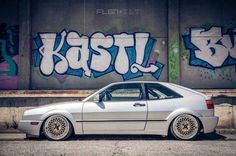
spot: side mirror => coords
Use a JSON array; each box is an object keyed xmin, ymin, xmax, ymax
[
  {"xmin": 93, "ymin": 91, "xmax": 106, "ymax": 102},
  {"xmin": 93, "ymin": 94, "xmax": 100, "ymax": 102}
]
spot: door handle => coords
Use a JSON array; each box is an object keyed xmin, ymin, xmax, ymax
[{"xmin": 133, "ymin": 103, "xmax": 146, "ymax": 107}]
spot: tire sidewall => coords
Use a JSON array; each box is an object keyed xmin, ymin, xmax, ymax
[
  {"xmin": 43, "ymin": 115, "xmax": 72, "ymax": 141},
  {"xmin": 170, "ymin": 114, "xmax": 200, "ymax": 140}
]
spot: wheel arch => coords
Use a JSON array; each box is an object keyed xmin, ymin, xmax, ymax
[
  {"xmin": 166, "ymin": 108, "xmax": 204, "ymax": 135},
  {"xmin": 39, "ymin": 109, "xmax": 77, "ymax": 136}
]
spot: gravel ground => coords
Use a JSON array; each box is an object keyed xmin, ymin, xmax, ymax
[{"xmin": 0, "ymin": 133, "xmax": 236, "ymax": 156}]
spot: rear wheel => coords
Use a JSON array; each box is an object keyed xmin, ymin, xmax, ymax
[
  {"xmin": 170, "ymin": 114, "xmax": 200, "ymax": 140},
  {"xmin": 43, "ymin": 115, "xmax": 72, "ymax": 141}
]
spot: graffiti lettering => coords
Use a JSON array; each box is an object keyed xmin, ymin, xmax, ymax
[
  {"xmin": 183, "ymin": 27, "xmax": 236, "ymax": 69},
  {"xmin": 96, "ymin": 9, "xmax": 140, "ymax": 15},
  {"xmin": 33, "ymin": 30, "xmax": 164, "ymax": 80},
  {"xmin": 90, "ymin": 32, "xmax": 113, "ymax": 74},
  {"xmin": 0, "ymin": 23, "xmax": 19, "ymax": 89}
]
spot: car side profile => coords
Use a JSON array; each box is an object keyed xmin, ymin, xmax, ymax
[{"xmin": 18, "ymin": 81, "xmax": 218, "ymax": 140}]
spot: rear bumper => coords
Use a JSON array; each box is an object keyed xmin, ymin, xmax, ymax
[
  {"xmin": 199, "ymin": 116, "xmax": 219, "ymax": 133},
  {"xmin": 18, "ymin": 120, "xmax": 43, "ymax": 136}
]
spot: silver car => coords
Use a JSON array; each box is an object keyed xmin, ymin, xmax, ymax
[{"xmin": 18, "ymin": 81, "xmax": 218, "ymax": 140}]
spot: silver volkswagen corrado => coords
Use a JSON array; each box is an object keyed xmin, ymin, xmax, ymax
[{"xmin": 18, "ymin": 81, "xmax": 218, "ymax": 140}]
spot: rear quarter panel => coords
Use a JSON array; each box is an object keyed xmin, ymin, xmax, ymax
[{"xmin": 145, "ymin": 82, "xmax": 214, "ymax": 135}]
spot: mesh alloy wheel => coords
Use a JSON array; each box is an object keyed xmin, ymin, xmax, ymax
[
  {"xmin": 43, "ymin": 115, "xmax": 72, "ymax": 141},
  {"xmin": 171, "ymin": 114, "xmax": 200, "ymax": 140}
]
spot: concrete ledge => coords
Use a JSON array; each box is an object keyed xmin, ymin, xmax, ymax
[
  {"xmin": 0, "ymin": 129, "xmax": 21, "ymax": 133},
  {"xmin": 216, "ymin": 129, "xmax": 236, "ymax": 134},
  {"xmin": 215, "ymin": 104, "xmax": 234, "ymax": 129},
  {"xmin": 0, "ymin": 89, "xmax": 236, "ymax": 98},
  {"xmin": 197, "ymin": 89, "xmax": 236, "ymax": 97},
  {"xmin": 0, "ymin": 90, "xmax": 96, "ymax": 98}
]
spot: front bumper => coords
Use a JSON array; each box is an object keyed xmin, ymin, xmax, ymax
[
  {"xmin": 18, "ymin": 120, "xmax": 43, "ymax": 136},
  {"xmin": 199, "ymin": 116, "xmax": 219, "ymax": 133}
]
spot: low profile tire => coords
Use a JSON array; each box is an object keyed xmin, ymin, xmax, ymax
[
  {"xmin": 43, "ymin": 115, "xmax": 72, "ymax": 141},
  {"xmin": 170, "ymin": 114, "xmax": 200, "ymax": 140}
]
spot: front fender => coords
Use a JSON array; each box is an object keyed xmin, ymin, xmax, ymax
[{"xmin": 40, "ymin": 109, "xmax": 82, "ymax": 134}]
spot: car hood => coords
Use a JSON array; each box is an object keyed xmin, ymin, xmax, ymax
[{"xmin": 23, "ymin": 100, "xmax": 83, "ymax": 117}]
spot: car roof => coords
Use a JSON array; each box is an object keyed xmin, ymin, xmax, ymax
[
  {"xmin": 109, "ymin": 81, "xmax": 169, "ymax": 85},
  {"xmin": 107, "ymin": 81, "xmax": 207, "ymax": 98}
]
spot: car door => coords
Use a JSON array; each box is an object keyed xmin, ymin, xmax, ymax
[{"xmin": 82, "ymin": 83, "xmax": 147, "ymax": 132}]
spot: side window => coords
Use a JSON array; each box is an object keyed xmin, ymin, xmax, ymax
[
  {"xmin": 101, "ymin": 83, "xmax": 143, "ymax": 101},
  {"xmin": 146, "ymin": 83, "xmax": 182, "ymax": 100}
]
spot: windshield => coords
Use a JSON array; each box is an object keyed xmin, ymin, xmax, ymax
[{"xmin": 82, "ymin": 84, "xmax": 112, "ymax": 102}]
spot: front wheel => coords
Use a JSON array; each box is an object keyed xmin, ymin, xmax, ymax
[
  {"xmin": 43, "ymin": 115, "xmax": 72, "ymax": 141},
  {"xmin": 170, "ymin": 114, "xmax": 200, "ymax": 140}
]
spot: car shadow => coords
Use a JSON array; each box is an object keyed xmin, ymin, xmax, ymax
[
  {"xmin": 72, "ymin": 134, "xmax": 168, "ymax": 141},
  {"xmin": 18, "ymin": 132, "xmax": 228, "ymax": 141},
  {"xmin": 195, "ymin": 132, "xmax": 226, "ymax": 141},
  {"xmin": 67, "ymin": 132, "xmax": 226, "ymax": 141}
]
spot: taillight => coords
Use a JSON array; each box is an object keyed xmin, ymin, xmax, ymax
[{"xmin": 206, "ymin": 99, "xmax": 214, "ymax": 109}]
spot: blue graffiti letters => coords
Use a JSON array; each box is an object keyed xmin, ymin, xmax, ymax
[
  {"xmin": 33, "ymin": 30, "xmax": 164, "ymax": 80},
  {"xmin": 183, "ymin": 27, "xmax": 236, "ymax": 69}
]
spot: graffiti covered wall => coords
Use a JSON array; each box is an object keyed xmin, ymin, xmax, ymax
[
  {"xmin": 183, "ymin": 27, "xmax": 236, "ymax": 69},
  {"xmin": 180, "ymin": 0, "xmax": 236, "ymax": 88},
  {"xmin": 0, "ymin": 23, "xmax": 19, "ymax": 89},
  {"xmin": 31, "ymin": 0, "xmax": 168, "ymax": 89},
  {"xmin": 33, "ymin": 31, "xmax": 164, "ymax": 81},
  {"xmin": 1, "ymin": 0, "xmax": 236, "ymax": 90}
]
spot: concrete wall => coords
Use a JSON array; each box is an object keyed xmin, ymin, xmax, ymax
[
  {"xmin": 1, "ymin": 0, "xmax": 236, "ymax": 131},
  {"xmin": 31, "ymin": 0, "xmax": 168, "ymax": 89},
  {"xmin": 1, "ymin": 0, "xmax": 236, "ymax": 90}
]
